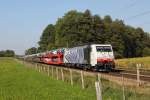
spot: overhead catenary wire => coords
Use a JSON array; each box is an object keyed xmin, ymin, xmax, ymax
[
  {"xmin": 138, "ymin": 21, "xmax": 150, "ymax": 26},
  {"xmin": 122, "ymin": 0, "xmax": 138, "ymax": 10},
  {"xmin": 117, "ymin": 0, "xmax": 150, "ymax": 26},
  {"xmin": 125, "ymin": 10, "xmax": 150, "ymax": 20}
]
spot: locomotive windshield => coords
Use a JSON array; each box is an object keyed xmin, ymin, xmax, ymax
[{"xmin": 96, "ymin": 46, "xmax": 112, "ymax": 52}]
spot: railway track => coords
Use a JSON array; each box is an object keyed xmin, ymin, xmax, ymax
[
  {"xmin": 66, "ymin": 66, "xmax": 150, "ymax": 83},
  {"xmin": 109, "ymin": 69, "xmax": 150, "ymax": 83},
  {"xmin": 28, "ymin": 61, "xmax": 150, "ymax": 84}
]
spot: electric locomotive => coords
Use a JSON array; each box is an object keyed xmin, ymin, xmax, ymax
[{"xmin": 63, "ymin": 44, "xmax": 115, "ymax": 71}]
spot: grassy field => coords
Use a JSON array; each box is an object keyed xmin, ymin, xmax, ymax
[
  {"xmin": 0, "ymin": 58, "xmax": 96, "ymax": 100},
  {"xmin": 115, "ymin": 57, "xmax": 150, "ymax": 70},
  {"xmin": 0, "ymin": 58, "xmax": 149, "ymax": 100}
]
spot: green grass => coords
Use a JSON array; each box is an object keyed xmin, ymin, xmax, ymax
[
  {"xmin": 33, "ymin": 63, "xmax": 150, "ymax": 100},
  {"xmin": 115, "ymin": 57, "xmax": 150, "ymax": 70},
  {"xmin": 0, "ymin": 58, "xmax": 96, "ymax": 100},
  {"xmin": 0, "ymin": 58, "xmax": 150, "ymax": 100}
]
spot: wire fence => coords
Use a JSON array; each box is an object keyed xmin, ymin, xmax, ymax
[{"xmin": 18, "ymin": 60, "xmax": 150, "ymax": 100}]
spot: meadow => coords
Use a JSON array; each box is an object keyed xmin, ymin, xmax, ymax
[
  {"xmin": 0, "ymin": 58, "xmax": 149, "ymax": 100},
  {"xmin": 115, "ymin": 57, "xmax": 150, "ymax": 70},
  {"xmin": 0, "ymin": 58, "xmax": 96, "ymax": 100}
]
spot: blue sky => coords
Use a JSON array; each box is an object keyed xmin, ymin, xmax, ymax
[{"xmin": 0, "ymin": 0, "xmax": 150, "ymax": 55}]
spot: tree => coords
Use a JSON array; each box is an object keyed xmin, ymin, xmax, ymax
[
  {"xmin": 37, "ymin": 9, "xmax": 150, "ymax": 58},
  {"xmin": 0, "ymin": 51, "xmax": 5, "ymax": 57},
  {"xmin": 143, "ymin": 47, "xmax": 150, "ymax": 56},
  {"xmin": 0, "ymin": 50, "xmax": 15, "ymax": 57},
  {"xmin": 5, "ymin": 50, "xmax": 15, "ymax": 57},
  {"xmin": 25, "ymin": 47, "xmax": 37, "ymax": 55},
  {"xmin": 103, "ymin": 15, "xmax": 112, "ymax": 24},
  {"xmin": 38, "ymin": 24, "xmax": 55, "ymax": 52},
  {"xmin": 55, "ymin": 10, "xmax": 84, "ymax": 47}
]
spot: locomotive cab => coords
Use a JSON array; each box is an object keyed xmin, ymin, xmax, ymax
[{"xmin": 90, "ymin": 44, "xmax": 115, "ymax": 71}]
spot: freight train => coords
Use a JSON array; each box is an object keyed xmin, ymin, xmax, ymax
[{"xmin": 24, "ymin": 44, "xmax": 115, "ymax": 71}]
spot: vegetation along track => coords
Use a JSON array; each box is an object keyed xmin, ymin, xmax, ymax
[{"xmin": 33, "ymin": 61, "xmax": 150, "ymax": 85}]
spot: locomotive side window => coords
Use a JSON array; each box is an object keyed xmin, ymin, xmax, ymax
[{"xmin": 96, "ymin": 46, "xmax": 111, "ymax": 52}]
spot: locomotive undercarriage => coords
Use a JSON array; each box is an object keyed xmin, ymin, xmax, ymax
[
  {"xmin": 63, "ymin": 62, "xmax": 115, "ymax": 72},
  {"xmin": 94, "ymin": 62, "xmax": 115, "ymax": 72}
]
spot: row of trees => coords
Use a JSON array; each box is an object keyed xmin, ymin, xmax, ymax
[
  {"xmin": 0, "ymin": 50, "xmax": 15, "ymax": 57},
  {"xmin": 26, "ymin": 9, "xmax": 150, "ymax": 58},
  {"xmin": 25, "ymin": 47, "xmax": 37, "ymax": 55}
]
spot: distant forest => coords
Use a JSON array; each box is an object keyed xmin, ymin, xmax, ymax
[
  {"xmin": 26, "ymin": 10, "xmax": 150, "ymax": 58},
  {"xmin": 0, "ymin": 50, "xmax": 15, "ymax": 57}
]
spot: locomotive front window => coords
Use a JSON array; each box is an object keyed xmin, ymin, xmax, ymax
[{"xmin": 96, "ymin": 46, "xmax": 111, "ymax": 52}]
